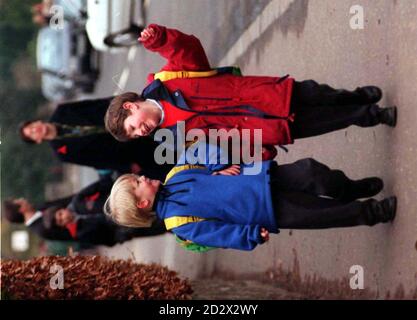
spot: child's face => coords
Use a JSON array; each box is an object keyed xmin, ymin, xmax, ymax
[
  {"xmin": 22, "ymin": 121, "xmax": 48, "ymax": 144},
  {"xmin": 130, "ymin": 175, "xmax": 161, "ymax": 209},
  {"xmin": 55, "ymin": 208, "xmax": 75, "ymax": 227},
  {"xmin": 123, "ymin": 101, "xmax": 161, "ymax": 138}
]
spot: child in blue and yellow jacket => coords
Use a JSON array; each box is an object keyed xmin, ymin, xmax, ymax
[{"xmin": 105, "ymin": 143, "xmax": 396, "ymax": 251}]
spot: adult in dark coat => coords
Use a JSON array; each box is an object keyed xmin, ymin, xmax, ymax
[
  {"xmin": 4, "ymin": 176, "xmax": 167, "ymax": 247},
  {"xmin": 19, "ymin": 97, "xmax": 172, "ymax": 180}
]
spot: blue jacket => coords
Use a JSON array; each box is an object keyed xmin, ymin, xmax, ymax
[{"xmin": 154, "ymin": 143, "xmax": 278, "ymax": 251}]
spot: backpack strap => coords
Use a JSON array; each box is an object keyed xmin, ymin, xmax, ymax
[
  {"xmin": 164, "ymin": 164, "xmax": 206, "ymax": 184},
  {"xmin": 164, "ymin": 216, "xmax": 205, "ymax": 230},
  {"xmin": 155, "ymin": 70, "xmax": 218, "ymax": 82},
  {"xmin": 154, "ymin": 66, "xmax": 242, "ymax": 82}
]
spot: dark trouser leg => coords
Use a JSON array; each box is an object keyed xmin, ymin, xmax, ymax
[
  {"xmin": 270, "ymin": 159, "xmax": 356, "ymax": 200},
  {"xmin": 291, "ymin": 80, "xmax": 368, "ymax": 106},
  {"xmin": 290, "ymin": 103, "xmax": 381, "ymax": 139},
  {"xmin": 272, "ymin": 191, "xmax": 380, "ymax": 229},
  {"xmin": 289, "ymin": 80, "xmax": 382, "ymax": 139}
]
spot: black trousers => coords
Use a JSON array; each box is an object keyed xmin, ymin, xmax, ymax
[
  {"xmin": 270, "ymin": 159, "xmax": 380, "ymax": 229},
  {"xmin": 290, "ymin": 80, "xmax": 381, "ymax": 139}
]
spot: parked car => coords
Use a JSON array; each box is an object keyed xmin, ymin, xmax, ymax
[
  {"xmin": 54, "ymin": 0, "xmax": 87, "ymax": 21},
  {"xmin": 37, "ymin": 20, "xmax": 99, "ymax": 101},
  {"xmin": 85, "ymin": 0, "xmax": 144, "ymax": 52}
]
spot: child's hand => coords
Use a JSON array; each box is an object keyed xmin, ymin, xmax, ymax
[
  {"xmin": 260, "ymin": 228, "xmax": 269, "ymax": 242},
  {"xmin": 138, "ymin": 27, "xmax": 155, "ymax": 42},
  {"xmin": 212, "ymin": 164, "xmax": 240, "ymax": 176}
]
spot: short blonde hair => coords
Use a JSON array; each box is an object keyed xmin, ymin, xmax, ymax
[{"xmin": 104, "ymin": 174, "xmax": 155, "ymax": 228}]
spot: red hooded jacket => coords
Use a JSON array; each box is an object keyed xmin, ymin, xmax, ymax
[{"xmin": 142, "ymin": 24, "xmax": 295, "ymax": 159}]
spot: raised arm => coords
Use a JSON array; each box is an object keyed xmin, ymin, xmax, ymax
[{"xmin": 139, "ymin": 24, "xmax": 211, "ymax": 72}]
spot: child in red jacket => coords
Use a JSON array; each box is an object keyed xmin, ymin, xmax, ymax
[{"xmin": 105, "ymin": 24, "xmax": 397, "ymax": 161}]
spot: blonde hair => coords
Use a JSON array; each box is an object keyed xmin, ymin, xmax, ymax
[{"xmin": 104, "ymin": 174, "xmax": 155, "ymax": 228}]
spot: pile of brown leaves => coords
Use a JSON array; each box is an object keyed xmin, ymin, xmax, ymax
[{"xmin": 1, "ymin": 255, "xmax": 193, "ymax": 300}]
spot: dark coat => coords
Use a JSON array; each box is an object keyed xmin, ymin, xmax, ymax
[
  {"xmin": 27, "ymin": 217, "xmax": 73, "ymax": 242},
  {"xmin": 39, "ymin": 195, "xmax": 73, "ymax": 211},
  {"xmin": 49, "ymin": 97, "xmax": 171, "ymax": 178}
]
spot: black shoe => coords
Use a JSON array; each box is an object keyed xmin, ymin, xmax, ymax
[
  {"xmin": 378, "ymin": 106, "xmax": 397, "ymax": 127},
  {"xmin": 356, "ymin": 86, "xmax": 383, "ymax": 104},
  {"xmin": 373, "ymin": 196, "xmax": 397, "ymax": 224},
  {"xmin": 342, "ymin": 177, "xmax": 384, "ymax": 201}
]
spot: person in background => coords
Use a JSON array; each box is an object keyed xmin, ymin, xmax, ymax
[
  {"xmin": 3, "ymin": 197, "xmax": 73, "ymax": 241},
  {"xmin": 19, "ymin": 97, "xmax": 171, "ymax": 180}
]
